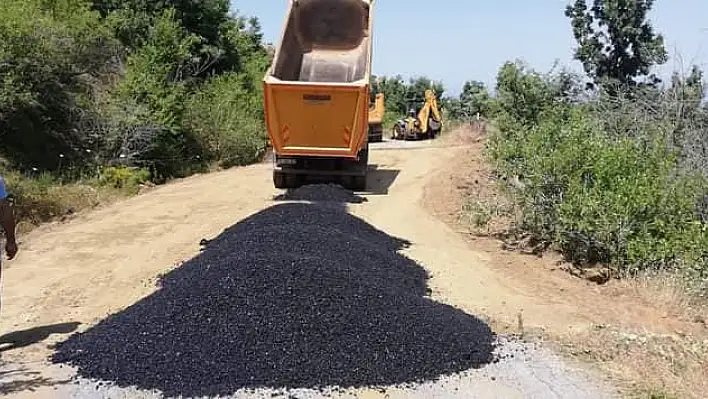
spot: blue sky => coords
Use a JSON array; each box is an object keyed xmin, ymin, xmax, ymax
[{"xmin": 230, "ymin": 1, "xmax": 708, "ymax": 96}]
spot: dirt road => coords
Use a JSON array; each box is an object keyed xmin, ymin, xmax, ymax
[{"xmin": 0, "ymin": 131, "xmax": 620, "ymax": 398}]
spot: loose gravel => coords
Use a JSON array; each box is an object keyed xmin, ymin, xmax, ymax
[
  {"xmin": 273, "ymin": 183, "xmax": 367, "ymax": 203},
  {"xmin": 51, "ymin": 200, "xmax": 496, "ymax": 398}
]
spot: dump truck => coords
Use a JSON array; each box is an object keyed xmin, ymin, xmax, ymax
[
  {"xmin": 391, "ymin": 89, "xmax": 443, "ymax": 140},
  {"xmin": 263, "ymin": 0, "xmax": 375, "ymax": 191},
  {"xmin": 367, "ymin": 92, "xmax": 385, "ymax": 142}
]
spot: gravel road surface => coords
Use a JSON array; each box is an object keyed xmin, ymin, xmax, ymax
[
  {"xmin": 0, "ymin": 135, "xmax": 619, "ymax": 398},
  {"xmin": 1, "ymin": 337, "xmax": 616, "ymax": 398}
]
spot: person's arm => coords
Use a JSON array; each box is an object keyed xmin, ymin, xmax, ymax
[{"xmin": 0, "ymin": 178, "xmax": 17, "ymax": 260}]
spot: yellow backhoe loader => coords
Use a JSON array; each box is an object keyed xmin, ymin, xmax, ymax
[{"xmin": 391, "ymin": 89, "xmax": 443, "ymax": 140}]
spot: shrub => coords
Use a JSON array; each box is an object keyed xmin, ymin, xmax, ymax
[
  {"xmin": 0, "ymin": 1, "xmax": 273, "ymax": 232},
  {"xmin": 184, "ymin": 73, "xmax": 268, "ymax": 168},
  {"xmin": 2, "ymin": 170, "xmax": 100, "ymax": 229},
  {"xmin": 98, "ymin": 166, "xmax": 150, "ymax": 193},
  {"xmin": 0, "ymin": 0, "xmax": 118, "ymax": 171},
  {"xmin": 486, "ymin": 62, "xmax": 708, "ymax": 282}
]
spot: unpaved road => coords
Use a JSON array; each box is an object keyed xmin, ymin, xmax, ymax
[{"xmin": 0, "ymin": 132, "xmax": 619, "ymax": 398}]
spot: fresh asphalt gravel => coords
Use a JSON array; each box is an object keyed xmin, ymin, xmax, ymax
[
  {"xmin": 272, "ymin": 183, "xmax": 368, "ymax": 203},
  {"xmin": 50, "ymin": 193, "xmax": 498, "ymax": 398}
]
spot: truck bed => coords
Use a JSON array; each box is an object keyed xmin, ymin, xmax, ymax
[{"xmin": 263, "ymin": 0, "xmax": 373, "ymax": 159}]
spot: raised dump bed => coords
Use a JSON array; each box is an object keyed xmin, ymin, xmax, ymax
[{"xmin": 263, "ymin": 0, "xmax": 375, "ymax": 190}]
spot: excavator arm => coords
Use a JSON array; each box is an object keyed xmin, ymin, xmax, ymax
[{"xmin": 416, "ymin": 89, "xmax": 442, "ymax": 135}]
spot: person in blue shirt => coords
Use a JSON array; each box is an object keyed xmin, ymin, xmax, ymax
[{"xmin": 0, "ymin": 176, "xmax": 18, "ymax": 266}]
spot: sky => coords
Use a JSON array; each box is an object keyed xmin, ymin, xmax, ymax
[{"xmin": 230, "ymin": 1, "xmax": 708, "ymax": 96}]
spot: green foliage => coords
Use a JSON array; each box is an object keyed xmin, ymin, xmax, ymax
[
  {"xmin": 565, "ymin": 0, "xmax": 668, "ymax": 90},
  {"xmin": 0, "ymin": 0, "xmax": 118, "ymax": 170},
  {"xmin": 371, "ymin": 74, "xmax": 446, "ymax": 120},
  {"xmin": 93, "ymin": 0, "xmax": 230, "ymax": 43},
  {"xmin": 460, "ymin": 81, "xmax": 491, "ymax": 116},
  {"xmin": 98, "ymin": 166, "xmax": 150, "ymax": 192},
  {"xmin": 184, "ymin": 73, "xmax": 268, "ymax": 168},
  {"xmin": 93, "ymin": 0, "xmax": 230, "ymax": 64},
  {"xmin": 1, "ymin": 168, "xmax": 100, "ymax": 228},
  {"xmin": 445, "ymin": 81, "xmax": 492, "ymax": 122},
  {"xmin": 487, "ymin": 61, "xmax": 708, "ymax": 281},
  {"xmin": 113, "ymin": 8, "xmax": 198, "ymax": 129},
  {"xmin": 494, "ymin": 60, "xmax": 580, "ymax": 127},
  {"xmin": 0, "ymin": 0, "xmax": 272, "ymax": 229}
]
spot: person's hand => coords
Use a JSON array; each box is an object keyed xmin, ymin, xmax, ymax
[{"xmin": 5, "ymin": 239, "xmax": 17, "ymax": 260}]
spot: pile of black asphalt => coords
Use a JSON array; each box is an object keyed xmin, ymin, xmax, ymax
[{"xmin": 51, "ymin": 197, "xmax": 497, "ymax": 398}]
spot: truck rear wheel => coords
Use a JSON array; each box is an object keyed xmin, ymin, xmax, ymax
[
  {"xmin": 340, "ymin": 147, "xmax": 368, "ymax": 191},
  {"xmin": 359, "ymin": 145, "xmax": 369, "ymax": 167},
  {"xmin": 273, "ymin": 170, "xmax": 302, "ymax": 189},
  {"xmin": 274, "ymin": 170, "xmax": 287, "ymax": 189}
]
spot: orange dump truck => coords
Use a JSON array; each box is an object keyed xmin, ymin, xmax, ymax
[{"xmin": 263, "ymin": 0, "xmax": 375, "ymax": 191}]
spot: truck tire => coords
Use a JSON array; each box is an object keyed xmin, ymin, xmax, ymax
[
  {"xmin": 274, "ymin": 170, "xmax": 301, "ymax": 189},
  {"xmin": 368, "ymin": 125, "xmax": 383, "ymax": 142},
  {"xmin": 358, "ymin": 145, "xmax": 369, "ymax": 168},
  {"xmin": 286, "ymin": 173, "xmax": 301, "ymax": 189},
  {"xmin": 341, "ymin": 174, "xmax": 366, "ymax": 191},
  {"xmin": 273, "ymin": 170, "xmax": 287, "ymax": 189}
]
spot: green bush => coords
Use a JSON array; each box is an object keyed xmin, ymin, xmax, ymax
[
  {"xmin": 112, "ymin": 8, "xmax": 198, "ymax": 130},
  {"xmin": 98, "ymin": 166, "xmax": 150, "ymax": 192},
  {"xmin": 486, "ymin": 62, "xmax": 708, "ymax": 280},
  {"xmin": 0, "ymin": 1, "xmax": 273, "ymax": 232},
  {"xmin": 184, "ymin": 73, "xmax": 267, "ymax": 168},
  {"xmin": 0, "ymin": 0, "xmax": 117, "ymax": 170}
]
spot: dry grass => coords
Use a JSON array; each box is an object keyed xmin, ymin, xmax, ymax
[
  {"xmin": 618, "ymin": 273, "xmax": 708, "ymax": 326},
  {"xmin": 557, "ymin": 325, "xmax": 708, "ymax": 399},
  {"xmin": 567, "ymin": 273, "xmax": 708, "ymax": 398},
  {"xmin": 2, "ymin": 169, "xmax": 142, "ymax": 235},
  {"xmin": 457, "ymin": 176, "xmax": 516, "ymax": 237}
]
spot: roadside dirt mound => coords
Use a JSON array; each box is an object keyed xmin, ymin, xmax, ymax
[{"xmin": 421, "ymin": 128, "xmax": 708, "ymax": 398}]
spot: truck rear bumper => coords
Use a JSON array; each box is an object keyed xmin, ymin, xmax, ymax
[
  {"xmin": 274, "ymin": 153, "xmax": 367, "ymax": 176},
  {"xmin": 274, "ymin": 167, "xmax": 365, "ymax": 177}
]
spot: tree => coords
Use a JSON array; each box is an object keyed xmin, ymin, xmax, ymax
[
  {"xmin": 565, "ymin": 0, "xmax": 668, "ymax": 91},
  {"xmin": 371, "ymin": 75, "xmax": 445, "ymax": 117},
  {"xmin": 93, "ymin": 0, "xmax": 254, "ymax": 77},
  {"xmin": 406, "ymin": 76, "xmax": 445, "ymax": 105},
  {"xmin": 0, "ymin": 0, "xmax": 118, "ymax": 170},
  {"xmin": 459, "ymin": 80, "xmax": 490, "ymax": 118},
  {"xmin": 670, "ymin": 65, "xmax": 705, "ymax": 107},
  {"xmin": 92, "ymin": 0, "xmax": 230, "ymax": 45},
  {"xmin": 495, "ymin": 61, "xmax": 562, "ymax": 126},
  {"xmin": 667, "ymin": 65, "xmax": 706, "ymax": 144}
]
